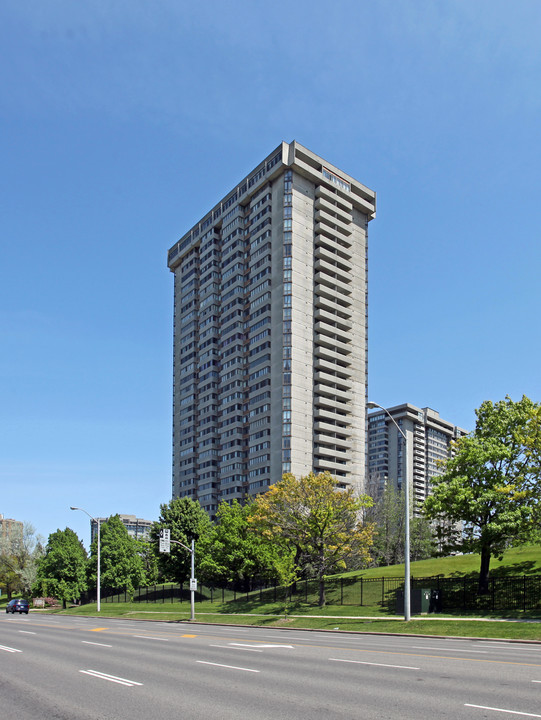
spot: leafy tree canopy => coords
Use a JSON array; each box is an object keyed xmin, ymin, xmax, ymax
[
  {"xmin": 198, "ymin": 500, "xmax": 280, "ymax": 588},
  {"xmin": 0, "ymin": 523, "xmax": 44, "ymax": 599},
  {"xmin": 149, "ymin": 498, "xmax": 213, "ymax": 583},
  {"xmin": 423, "ymin": 395, "xmax": 541, "ymax": 592},
  {"xmin": 365, "ymin": 480, "xmax": 436, "ymax": 567},
  {"xmin": 249, "ymin": 471, "xmax": 374, "ymax": 606},
  {"xmin": 88, "ymin": 515, "xmax": 145, "ymax": 595},
  {"xmin": 34, "ymin": 528, "xmax": 87, "ymax": 607}
]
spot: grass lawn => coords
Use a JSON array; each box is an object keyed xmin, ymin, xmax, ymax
[
  {"xmin": 53, "ymin": 598, "xmax": 541, "ymax": 641},
  {"xmin": 35, "ymin": 544, "xmax": 541, "ymax": 641}
]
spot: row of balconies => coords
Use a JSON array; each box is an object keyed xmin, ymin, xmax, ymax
[
  {"xmin": 315, "ymin": 184, "xmax": 354, "ymax": 213},
  {"xmin": 315, "ymin": 232, "xmax": 353, "ymax": 258},
  {"xmin": 314, "ymin": 242, "xmax": 353, "ymax": 269},
  {"xmin": 315, "ymin": 208, "xmax": 353, "ymax": 237}
]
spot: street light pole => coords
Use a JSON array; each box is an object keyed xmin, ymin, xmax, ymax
[
  {"xmin": 367, "ymin": 401, "xmax": 411, "ymax": 621},
  {"xmin": 70, "ymin": 506, "xmax": 101, "ymax": 613},
  {"xmin": 169, "ymin": 538, "xmax": 196, "ymax": 622}
]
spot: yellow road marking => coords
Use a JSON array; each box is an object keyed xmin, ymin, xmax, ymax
[
  {"xmin": 182, "ymin": 634, "xmax": 197, "ymax": 638},
  {"xmin": 90, "ymin": 628, "xmax": 109, "ymax": 632}
]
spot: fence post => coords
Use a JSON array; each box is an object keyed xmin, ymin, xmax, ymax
[
  {"xmin": 382, "ymin": 577, "xmax": 385, "ymax": 606},
  {"xmin": 341, "ymin": 578, "xmax": 343, "ymax": 605},
  {"xmin": 360, "ymin": 577, "xmax": 363, "ymax": 607},
  {"xmin": 524, "ymin": 576, "xmax": 527, "ymax": 613}
]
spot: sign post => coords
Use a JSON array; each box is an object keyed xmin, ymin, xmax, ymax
[{"xmin": 157, "ymin": 530, "xmax": 196, "ymax": 621}]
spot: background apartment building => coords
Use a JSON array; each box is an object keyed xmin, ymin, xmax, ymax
[
  {"xmin": 367, "ymin": 403, "xmax": 468, "ymax": 512},
  {"xmin": 0, "ymin": 514, "xmax": 24, "ymax": 543},
  {"xmin": 90, "ymin": 515, "xmax": 153, "ymax": 543},
  {"xmin": 167, "ymin": 141, "xmax": 376, "ymax": 517}
]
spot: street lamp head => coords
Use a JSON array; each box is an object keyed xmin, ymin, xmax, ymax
[
  {"xmin": 70, "ymin": 506, "xmax": 78, "ymax": 510},
  {"xmin": 366, "ymin": 401, "xmax": 380, "ymax": 410}
]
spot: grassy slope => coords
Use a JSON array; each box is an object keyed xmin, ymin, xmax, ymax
[{"xmin": 339, "ymin": 544, "xmax": 541, "ymax": 580}]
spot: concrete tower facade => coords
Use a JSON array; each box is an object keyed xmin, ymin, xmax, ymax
[{"xmin": 167, "ymin": 141, "xmax": 376, "ymax": 517}]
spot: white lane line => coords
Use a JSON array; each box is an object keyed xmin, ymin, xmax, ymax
[
  {"xmin": 230, "ymin": 643, "xmax": 294, "ymax": 649},
  {"xmin": 19, "ymin": 631, "xmax": 36, "ymax": 635},
  {"xmin": 330, "ymin": 658, "xmax": 419, "ymax": 670},
  {"xmin": 0, "ymin": 644, "xmax": 22, "ymax": 653},
  {"xmin": 412, "ymin": 646, "xmax": 488, "ymax": 654},
  {"xmin": 476, "ymin": 642, "xmax": 513, "ymax": 646},
  {"xmin": 196, "ymin": 661, "xmax": 259, "ymax": 673},
  {"xmin": 532, "ymin": 680, "xmax": 541, "ymax": 684},
  {"xmin": 79, "ymin": 670, "xmax": 142, "ymax": 687},
  {"xmin": 82, "ymin": 641, "xmax": 113, "ymax": 648},
  {"xmin": 261, "ymin": 635, "xmax": 300, "ymax": 640},
  {"xmin": 210, "ymin": 644, "xmax": 262, "ymax": 652},
  {"xmin": 465, "ymin": 704, "xmax": 541, "ymax": 718},
  {"xmin": 133, "ymin": 635, "xmax": 168, "ymax": 641}
]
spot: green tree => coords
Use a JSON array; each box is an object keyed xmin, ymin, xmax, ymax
[
  {"xmin": 88, "ymin": 515, "xmax": 145, "ymax": 596},
  {"xmin": 137, "ymin": 539, "xmax": 160, "ymax": 584},
  {"xmin": 424, "ymin": 395, "xmax": 541, "ymax": 593},
  {"xmin": 249, "ymin": 471, "xmax": 374, "ymax": 606},
  {"xmin": 0, "ymin": 523, "xmax": 44, "ymax": 599},
  {"xmin": 198, "ymin": 500, "xmax": 279, "ymax": 588},
  {"xmin": 149, "ymin": 498, "xmax": 212, "ymax": 583},
  {"xmin": 365, "ymin": 480, "xmax": 435, "ymax": 566},
  {"xmin": 34, "ymin": 528, "xmax": 87, "ymax": 608}
]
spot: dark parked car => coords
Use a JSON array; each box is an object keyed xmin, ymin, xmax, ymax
[{"xmin": 5, "ymin": 599, "xmax": 29, "ymax": 614}]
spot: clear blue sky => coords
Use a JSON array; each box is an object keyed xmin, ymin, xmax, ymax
[{"xmin": 2, "ymin": 1, "xmax": 540, "ymax": 547}]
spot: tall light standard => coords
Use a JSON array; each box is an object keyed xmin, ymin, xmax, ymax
[
  {"xmin": 70, "ymin": 506, "xmax": 101, "ymax": 613},
  {"xmin": 367, "ymin": 401, "xmax": 411, "ymax": 621}
]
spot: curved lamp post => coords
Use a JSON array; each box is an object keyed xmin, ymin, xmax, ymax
[
  {"xmin": 367, "ymin": 401, "xmax": 411, "ymax": 621},
  {"xmin": 70, "ymin": 506, "xmax": 100, "ymax": 612}
]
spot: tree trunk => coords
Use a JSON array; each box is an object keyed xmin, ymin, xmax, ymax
[
  {"xmin": 318, "ymin": 575, "xmax": 325, "ymax": 607},
  {"xmin": 318, "ymin": 545, "xmax": 326, "ymax": 607},
  {"xmin": 478, "ymin": 545, "xmax": 491, "ymax": 594}
]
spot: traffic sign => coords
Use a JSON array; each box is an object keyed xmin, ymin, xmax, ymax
[{"xmin": 159, "ymin": 528, "xmax": 171, "ymax": 553}]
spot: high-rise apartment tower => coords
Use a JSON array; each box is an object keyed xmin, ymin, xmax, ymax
[
  {"xmin": 167, "ymin": 141, "xmax": 376, "ymax": 517},
  {"xmin": 367, "ymin": 403, "xmax": 468, "ymax": 512}
]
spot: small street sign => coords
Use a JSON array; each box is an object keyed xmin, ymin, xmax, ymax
[
  {"xmin": 159, "ymin": 528, "xmax": 171, "ymax": 554},
  {"xmin": 189, "ymin": 579, "xmax": 197, "ymax": 592}
]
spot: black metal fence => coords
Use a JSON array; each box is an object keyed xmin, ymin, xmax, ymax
[{"xmin": 84, "ymin": 575, "xmax": 541, "ymax": 613}]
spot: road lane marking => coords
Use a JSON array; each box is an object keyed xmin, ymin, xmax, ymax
[
  {"xmin": 230, "ymin": 643, "xmax": 294, "ymax": 649},
  {"xmin": 465, "ymin": 704, "xmax": 541, "ymax": 717},
  {"xmin": 90, "ymin": 628, "xmax": 109, "ymax": 632},
  {"xmin": 210, "ymin": 644, "xmax": 263, "ymax": 652},
  {"xmin": 330, "ymin": 658, "xmax": 419, "ymax": 670},
  {"xmin": 79, "ymin": 670, "xmax": 142, "ymax": 687},
  {"xmin": 412, "ymin": 646, "xmax": 488, "ymax": 654},
  {"xmin": 19, "ymin": 631, "xmax": 36, "ymax": 634},
  {"xmin": 133, "ymin": 635, "xmax": 168, "ymax": 641},
  {"xmin": 182, "ymin": 634, "xmax": 197, "ymax": 638},
  {"xmin": 82, "ymin": 641, "xmax": 113, "ymax": 647},
  {"xmin": 196, "ymin": 661, "xmax": 259, "ymax": 673},
  {"xmin": 0, "ymin": 644, "xmax": 22, "ymax": 653}
]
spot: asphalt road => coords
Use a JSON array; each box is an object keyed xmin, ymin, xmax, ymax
[{"xmin": 1, "ymin": 613, "xmax": 540, "ymax": 719}]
